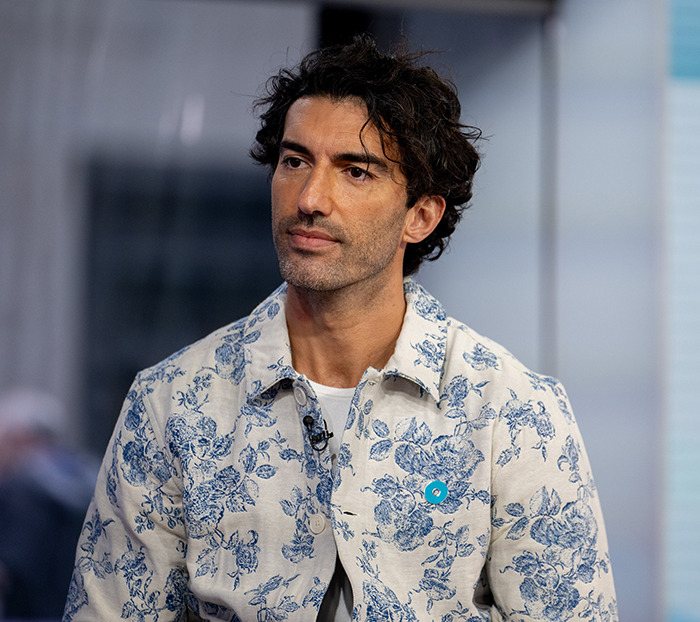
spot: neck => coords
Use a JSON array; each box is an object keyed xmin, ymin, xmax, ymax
[{"xmin": 285, "ymin": 275, "xmax": 407, "ymax": 388}]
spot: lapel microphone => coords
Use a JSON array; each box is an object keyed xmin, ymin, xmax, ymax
[{"xmin": 303, "ymin": 415, "xmax": 333, "ymax": 451}]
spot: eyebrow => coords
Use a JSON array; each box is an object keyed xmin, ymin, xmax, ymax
[{"xmin": 280, "ymin": 139, "xmax": 390, "ymax": 173}]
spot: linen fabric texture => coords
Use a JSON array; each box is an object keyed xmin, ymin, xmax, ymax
[{"xmin": 64, "ymin": 280, "xmax": 617, "ymax": 621}]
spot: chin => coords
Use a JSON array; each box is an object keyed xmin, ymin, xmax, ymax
[
  {"xmin": 284, "ymin": 273, "xmax": 346, "ymax": 292},
  {"xmin": 279, "ymin": 263, "xmax": 354, "ymax": 293}
]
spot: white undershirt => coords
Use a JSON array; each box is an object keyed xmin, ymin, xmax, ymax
[
  {"xmin": 306, "ymin": 379, "xmax": 354, "ymax": 468},
  {"xmin": 306, "ymin": 379, "xmax": 354, "ymax": 622}
]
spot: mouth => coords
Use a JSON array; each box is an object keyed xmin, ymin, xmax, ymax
[{"xmin": 287, "ymin": 226, "xmax": 339, "ymax": 250}]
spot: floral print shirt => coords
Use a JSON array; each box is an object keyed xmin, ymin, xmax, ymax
[{"xmin": 64, "ymin": 279, "xmax": 617, "ymax": 621}]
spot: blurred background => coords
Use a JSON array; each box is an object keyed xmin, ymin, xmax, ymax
[{"xmin": 1, "ymin": 0, "xmax": 698, "ymax": 619}]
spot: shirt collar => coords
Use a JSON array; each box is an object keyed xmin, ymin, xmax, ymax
[
  {"xmin": 244, "ymin": 278, "xmax": 448, "ymax": 403},
  {"xmin": 244, "ymin": 283, "xmax": 297, "ymax": 399},
  {"xmin": 383, "ymin": 278, "xmax": 447, "ymax": 404}
]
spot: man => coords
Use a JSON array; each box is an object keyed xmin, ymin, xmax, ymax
[{"xmin": 64, "ymin": 36, "xmax": 617, "ymax": 621}]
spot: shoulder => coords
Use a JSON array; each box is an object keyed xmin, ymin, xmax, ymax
[
  {"xmin": 444, "ymin": 317, "xmax": 532, "ymax": 379},
  {"xmin": 135, "ymin": 316, "xmax": 248, "ymax": 391},
  {"xmin": 131, "ymin": 283, "xmax": 288, "ymax": 403},
  {"xmin": 403, "ymin": 280, "xmax": 568, "ymax": 409},
  {"xmin": 142, "ymin": 283, "xmax": 287, "ymax": 378},
  {"xmin": 441, "ymin": 315, "xmax": 574, "ymax": 423}
]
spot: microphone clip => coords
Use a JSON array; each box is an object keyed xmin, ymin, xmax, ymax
[{"xmin": 303, "ymin": 415, "xmax": 333, "ymax": 452}]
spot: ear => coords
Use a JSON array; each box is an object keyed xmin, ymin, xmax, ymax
[{"xmin": 402, "ymin": 195, "xmax": 446, "ymax": 244}]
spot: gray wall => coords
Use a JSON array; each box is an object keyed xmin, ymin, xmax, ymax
[
  {"xmin": 556, "ymin": 3, "xmax": 663, "ymax": 618},
  {"xmin": 1, "ymin": 0, "xmax": 665, "ymax": 619}
]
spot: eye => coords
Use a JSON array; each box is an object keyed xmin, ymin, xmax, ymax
[
  {"xmin": 347, "ymin": 166, "xmax": 370, "ymax": 180},
  {"xmin": 283, "ymin": 156, "xmax": 305, "ymax": 169}
]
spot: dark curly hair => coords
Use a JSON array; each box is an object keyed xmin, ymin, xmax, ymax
[{"xmin": 250, "ymin": 35, "xmax": 481, "ymax": 276}]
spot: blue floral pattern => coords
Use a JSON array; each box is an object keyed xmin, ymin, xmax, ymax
[
  {"xmin": 64, "ymin": 280, "xmax": 616, "ymax": 621},
  {"xmin": 493, "ymin": 436, "xmax": 615, "ymax": 621}
]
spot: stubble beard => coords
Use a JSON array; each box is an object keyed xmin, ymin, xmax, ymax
[{"xmin": 273, "ymin": 215, "xmax": 405, "ymax": 294}]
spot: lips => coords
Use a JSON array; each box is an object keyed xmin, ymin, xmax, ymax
[{"xmin": 288, "ymin": 226, "xmax": 339, "ymax": 250}]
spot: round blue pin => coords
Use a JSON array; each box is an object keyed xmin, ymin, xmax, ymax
[{"xmin": 424, "ymin": 480, "xmax": 448, "ymax": 504}]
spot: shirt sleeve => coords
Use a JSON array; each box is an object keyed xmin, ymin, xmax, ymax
[
  {"xmin": 63, "ymin": 376, "xmax": 192, "ymax": 621},
  {"xmin": 485, "ymin": 377, "xmax": 618, "ymax": 621}
]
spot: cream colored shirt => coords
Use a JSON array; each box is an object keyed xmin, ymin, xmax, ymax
[{"xmin": 64, "ymin": 279, "xmax": 617, "ymax": 621}]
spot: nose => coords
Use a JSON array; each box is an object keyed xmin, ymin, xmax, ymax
[{"xmin": 297, "ymin": 165, "xmax": 334, "ymax": 216}]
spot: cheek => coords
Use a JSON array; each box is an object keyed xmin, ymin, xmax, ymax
[
  {"xmin": 270, "ymin": 184, "xmax": 286, "ymax": 220},
  {"xmin": 271, "ymin": 178, "xmax": 298, "ymax": 214}
]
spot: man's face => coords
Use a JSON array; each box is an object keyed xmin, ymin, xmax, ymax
[{"xmin": 271, "ymin": 96, "xmax": 413, "ymax": 293}]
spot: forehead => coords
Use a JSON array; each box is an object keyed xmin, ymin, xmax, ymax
[
  {"xmin": 282, "ymin": 96, "xmax": 396, "ymax": 157},
  {"xmin": 285, "ymin": 95, "xmax": 367, "ymax": 127}
]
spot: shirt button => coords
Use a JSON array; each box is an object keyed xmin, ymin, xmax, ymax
[
  {"xmin": 309, "ymin": 514, "xmax": 326, "ymax": 534},
  {"xmin": 293, "ymin": 386, "xmax": 307, "ymax": 406}
]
